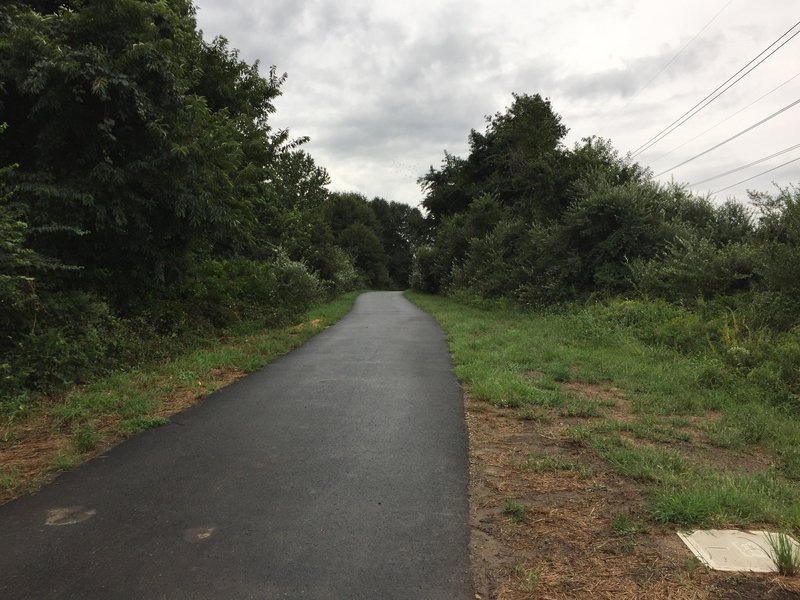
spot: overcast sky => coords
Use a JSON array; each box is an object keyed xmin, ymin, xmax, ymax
[{"xmin": 194, "ymin": 0, "xmax": 800, "ymax": 209}]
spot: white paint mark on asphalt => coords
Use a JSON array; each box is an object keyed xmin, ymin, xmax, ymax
[
  {"xmin": 183, "ymin": 526, "xmax": 216, "ymax": 543},
  {"xmin": 45, "ymin": 506, "xmax": 96, "ymax": 526}
]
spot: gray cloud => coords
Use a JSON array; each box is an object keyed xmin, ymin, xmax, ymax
[
  {"xmin": 195, "ymin": 0, "xmax": 800, "ymax": 206},
  {"xmin": 554, "ymin": 34, "xmax": 725, "ymax": 102}
]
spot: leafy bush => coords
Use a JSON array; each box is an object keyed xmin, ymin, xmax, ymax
[
  {"xmin": 268, "ymin": 250, "xmax": 324, "ymax": 321},
  {"xmin": 1, "ymin": 291, "xmax": 124, "ymax": 404},
  {"xmin": 410, "ymin": 245, "xmax": 441, "ymax": 293},
  {"xmin": 326, "ymin": 247, "xmax": 363, "ymax": 294},
  {"xmin": 183, "ymin": 253, "xmax": 323, "ymax": 326},
  {"xmin": 453, "ymin": 219, "xmax": 528, "ymax": 298},
  {"xmin": 631, "ymin": 237, "xmax": 761, "ymax": 301}
]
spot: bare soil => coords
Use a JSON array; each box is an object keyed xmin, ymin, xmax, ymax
[{"xmin": 464, "ymin": 392, "xmax": 800, "ymax": 599}]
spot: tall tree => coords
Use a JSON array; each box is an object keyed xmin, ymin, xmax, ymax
[
  {"xmin": 420, "ymin": 93, "xmax": 568, "ymax": 222},
  {"xmin": 0, "ymin": 1, "xmax": 284, "ymax": 307}
]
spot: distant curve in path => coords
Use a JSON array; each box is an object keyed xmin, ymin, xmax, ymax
[{"xmin": 0, "ymin": 292, "xmax": 473, "ymax": 599}]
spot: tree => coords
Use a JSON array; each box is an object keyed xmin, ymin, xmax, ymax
[
  {"xmin": 336, "ymin": 223, "xmax": 390, "ymax": 288},
  {"xmin": 0, "ymin": 2, "xmax": 284, "ymax": 307},
  {"xmin": 420, "ymin": 93, "xmax": 568, "ymax": 222},
  {"xmin": 369, "ymin": 198, "xmax": 426, "ymax": 287},
  {"xmin": 324, "ymin": 191, "xmax": 378, "ymax": 235}
]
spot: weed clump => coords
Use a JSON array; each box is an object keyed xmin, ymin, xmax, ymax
[
  {"xmin": 502, "ymin": 499, "xmax": 526, "ymax": 524},
  {"xmin": 766, "ymin": 531, "xmax": 800, "ymax": 576}
]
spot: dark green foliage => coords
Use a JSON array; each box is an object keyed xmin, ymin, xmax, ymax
[
  {"xmin": 1, "ymin": 2, "xmax": 268, "ymax": 302},
  {"xmin": 453, "ymin": 219, "xmax": 528, "ymax": 298},
  {"xmin": 0, "ymin": 4, "xmax": 415, "ymax": 408},
  {"xmin": 631, "ymin": 237, "xmax": 762, "ymax": 301},
  {"xmin": 336, "ymin": 223, "xmax": 390, "ymax": 289},
  {"xmin": 321, "ymin": 192, "xmax": 425, "ymax": 289},
  {"xmin": 415, "ymin": 94, "xmax": 799, "ymax": 308},
  {"xmin": 410, "ymin": 245, "xmax": 440, "ymax": 294},
  {"xmin": 420, "ymin": 93, "xmax": 568, "ymax": 222},
  {"xmin": 369, "ymin": 197, "xmax": 427, "ymax": 287},
  {"xmin": 180, "ymin": 255, "xmax": 322, "ymax": 328},
  {"xmin": 0, "ymin": 156, "xmax": 38, "ymax": 358},
  {"xmin": 752, "ymin": 185, "xmax": 800, "ymax": 298}
]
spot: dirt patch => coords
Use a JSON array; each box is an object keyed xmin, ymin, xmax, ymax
[
  {"xmin": 710, "ymin": 576, "xmax": 800, "ymax": 599},
  {"xmin": 464, "ymin": 393, "xmax": 800, "ymax": 599},
  {"xmin": 152, "ymin": 367, "xmax": 245, "ymax": 418},
  {"xmin": 564, "ymin": 381, "xmax": 625, "ymax": 403},
  {"xmin": 0, "ymin": 413, "xmax": 69, "ymax": 503}
]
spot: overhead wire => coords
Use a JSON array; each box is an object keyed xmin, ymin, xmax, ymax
[
  {"xmin": 653, "ymin": 97, "xmax": 800, "ymax": 177},
  {"xmin": 689, "ymin": 143, "xmax": 800, "ymax": 186},
  {"xmin": 615, "ymin": 0, "xmax": 733, "ymax": 113},
  {"xmin": 711, "ymin": 156, "xmax": 800, "ymax": 194},
  {"xmin": 630, "ymin": 20, "xmax": 800, "ymax": 158},
  {"xmin": 648, "ymin": 71, "xmax": 800, "ymax": 166}
]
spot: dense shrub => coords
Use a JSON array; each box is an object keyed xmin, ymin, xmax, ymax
[
  {"xmin": 631, "ymin": 237, "xmax": 762, "ymax": 302},
  {"xmin": 410, "ymin": 245, "xmax": 440, "ymax": 294},
  {"xmin": 326, "ymin": 247, "xmax": 363, "ymax": 294},
  {"xmin": 182, "ymin": 253, "xmax": 323, "ymax": 327},
  {"xmin": 452, "ymin": 219, "xmax": 528, "ymax": 298},
  {"xmin": 1, "ymin": 291, "xmax": 123, "ymax": 405}
]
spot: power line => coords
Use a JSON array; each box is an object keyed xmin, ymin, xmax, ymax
[
  {"xmin": 616, "ymin": 0, "xmax": 733, "ymax": 112},
  {"xmin": 633, "ymin": 24, "xmax": 800, "ymax": 157},
  {"xmin": 711, "ymin": 156, "xmax": 800, "ymax": 194},
  {"xmin": 649, "ymin": 71, "xmax": 800, "ymax": 166},
  {"xmin": 690, "ymin": 143, "xmax": 800, "ymax": 186},
  {"xmin": 653, "ymin": 97, "xmax": 800, "ymax": 177},
  {"xmin": 631, "ymin": 20, "xmax": 800, "ymax": 158}
]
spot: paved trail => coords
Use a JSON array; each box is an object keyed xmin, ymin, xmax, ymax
[{"xmin": 0, "ymin": 292, "xmax": 472, "ymax": 599}]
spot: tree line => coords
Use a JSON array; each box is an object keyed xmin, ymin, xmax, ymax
[
  {"xmin": 0, "ymin": 1, "xmax": 424, "ymax": 409},
  {"xmin": 412, "ymin": 92, "xmax": 800, "ymax": 406}
]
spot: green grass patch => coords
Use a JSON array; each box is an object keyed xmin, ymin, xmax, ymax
[
  {"xmin": 0, "ymin": 468, "xmax": 17, "ymax": 491},
  {"xmin": 765, "ymin": 531, "xmax": 800, "ymax": 576},
  {"xmin": 650, "ymin": 471, "xmax": 800, "ymax": 528},
  {"xmin": 559, "ymin": 398, "xmax": 602, "ymax": 418},
  {"xmin": 515, "ymin": 453, "xmax": 590, "ymax": 477},
  {"xmin": 612, "ymin": 513, "xmax": 649, "ymax": 537},
  {"xmin": 117, "ymin": 416, "xmax": 170, "ymax": 436},
  {"xmin": 502, "ymin": 499, "xmax": 527, "ymax": 524},
  {"xmin": 71, "ymin": 421, "xmax": 100, "ymax": 453},
  {"xmin": 52, "ymin": 453, "xmax": 79, "ymax": 471},
  {"xmin": 407, "ymin": 291, "xmax": 800, "ymax": 529}
]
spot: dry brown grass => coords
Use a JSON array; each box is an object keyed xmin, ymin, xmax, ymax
[{"xmin": 465, "ymin": 392, "xmax": 800, "ymax": 599}]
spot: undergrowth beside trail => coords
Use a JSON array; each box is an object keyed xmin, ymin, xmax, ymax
[{"xmin": 407, "ymin": 291, "xmax": 800, "ymax": 530}]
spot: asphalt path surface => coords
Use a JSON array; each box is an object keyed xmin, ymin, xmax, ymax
[{"xmin": 0, "ymin": 291, "xmax": 472, "ymax": 599}]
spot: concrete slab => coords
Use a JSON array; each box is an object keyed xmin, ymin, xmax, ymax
[{"xmin": 678, "ymin": 529, "xmax": 799, "ymax": 572}]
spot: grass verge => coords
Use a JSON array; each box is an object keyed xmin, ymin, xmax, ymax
[
  {"xmin": 407, "ymin": 291, "xmax": 800, "ymax": 599},
  {"xmin": 0, "ymin": 292, "xmax": 360, "ymax": 505}
]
